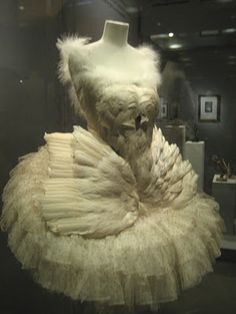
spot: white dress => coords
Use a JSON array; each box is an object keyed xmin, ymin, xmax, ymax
[{"xmin": 1, "ymin": 37, "xmax": 223, "ymax": 311}]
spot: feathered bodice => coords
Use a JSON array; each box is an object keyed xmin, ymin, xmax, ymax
[
  {"xmin": 57, "ymin": 37, "xmax": 160, "ymax": 161},
  {"xmin": 57, "ymin": 37, "xmax": 163, "ymax": 194},
  {"xmin": 41, "ymin": 126, "xmax": 197, "ymax": 238}
]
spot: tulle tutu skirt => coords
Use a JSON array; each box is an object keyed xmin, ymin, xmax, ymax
[{"xmin": 1, "ymin": 136, "xmax": 223, "ymax": 311}]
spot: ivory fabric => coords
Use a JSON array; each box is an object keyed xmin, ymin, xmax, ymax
[{"xmin": 0, "ymin": 37, "xmax": 224, "ymax": 310}]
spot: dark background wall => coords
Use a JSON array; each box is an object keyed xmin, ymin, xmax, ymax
[
  {"xmin": 184, "ymin": 47, "xmax": 236, "ymax": 193},
  {"xmin": 157, "ymin": 47, "xmax": 236, "ymax": 193},
  {"xmin": 140, "ymin": 0, "xmax": 236, "ymax": 193}
]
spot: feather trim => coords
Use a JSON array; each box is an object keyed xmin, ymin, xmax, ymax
[{"xmin": 56, "ymin": 36, "xmax": 91, "ymax": 115}]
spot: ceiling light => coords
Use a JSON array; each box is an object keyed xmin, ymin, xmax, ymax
[
  {"xmin": 151, "ymin": 34, "xmax": 169, "ymax": 40},
  {"xmin": 19, "ymin": 5, "xmax": 24, "ymax": 10},
  {"xmin": 19, "ymin": 79, "xmax": 23, "ymax": 84},
  {"xmin": 228, "ymin": 55, "xmax": 236, "ymax": 59},
  {"xmin": 168, "ymin": 32, "xmax": 174, "ymax": 37},
  {"xmin": 222, "ymin": 28, "xmax": 236, "ymax": 34},
  {"xmin": 169, "ymin": 43, "xmax": 182, "ymax": 49}
]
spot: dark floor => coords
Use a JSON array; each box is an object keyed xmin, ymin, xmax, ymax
[{"xmin": 1, "ymin": 231, "xmax": 236, "ymax": 314}]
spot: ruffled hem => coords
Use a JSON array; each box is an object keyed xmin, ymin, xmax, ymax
[{"xmin": 1, "ymin": 145, "xmax": 224, "ymax": 310}]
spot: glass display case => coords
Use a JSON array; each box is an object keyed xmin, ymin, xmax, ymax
[{"xmin": 0, "ymin": 1, "xmax": 236, "ymax": 314}]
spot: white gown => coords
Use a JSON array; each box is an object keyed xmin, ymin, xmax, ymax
[{"xmin": 1, "ymin": 37, "xmax": 223, "ymax": 311}]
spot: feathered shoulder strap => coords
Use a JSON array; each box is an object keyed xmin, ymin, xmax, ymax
[{"xmin": 56, "ymin": 36, "xmax": 90, "ymax": 115}]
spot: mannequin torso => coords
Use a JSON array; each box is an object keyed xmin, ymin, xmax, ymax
[{"xmin": 82, "ymin": 20, "xmax": 142, "ymax": 74}]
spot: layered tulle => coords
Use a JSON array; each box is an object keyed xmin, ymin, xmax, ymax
[{"xmin": 1, "ymin": 128, "xmax": 223, "ymax": 311}]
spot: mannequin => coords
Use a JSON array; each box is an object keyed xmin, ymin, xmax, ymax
[
  {"xmin": 1, "ymin": 19, "xmax": 223, "ymax": 311},
  {"xmin": 80, "ymin": 20, "xmax": 142, "ymax": 69},
  {"xmin": 102, "ymin": 20, "xmax": 129, "ymax": 46}
]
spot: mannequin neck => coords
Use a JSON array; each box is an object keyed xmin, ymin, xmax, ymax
[{"xmin": 101, "ymin": 20, "xmax": 129, "ymax": 47}]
